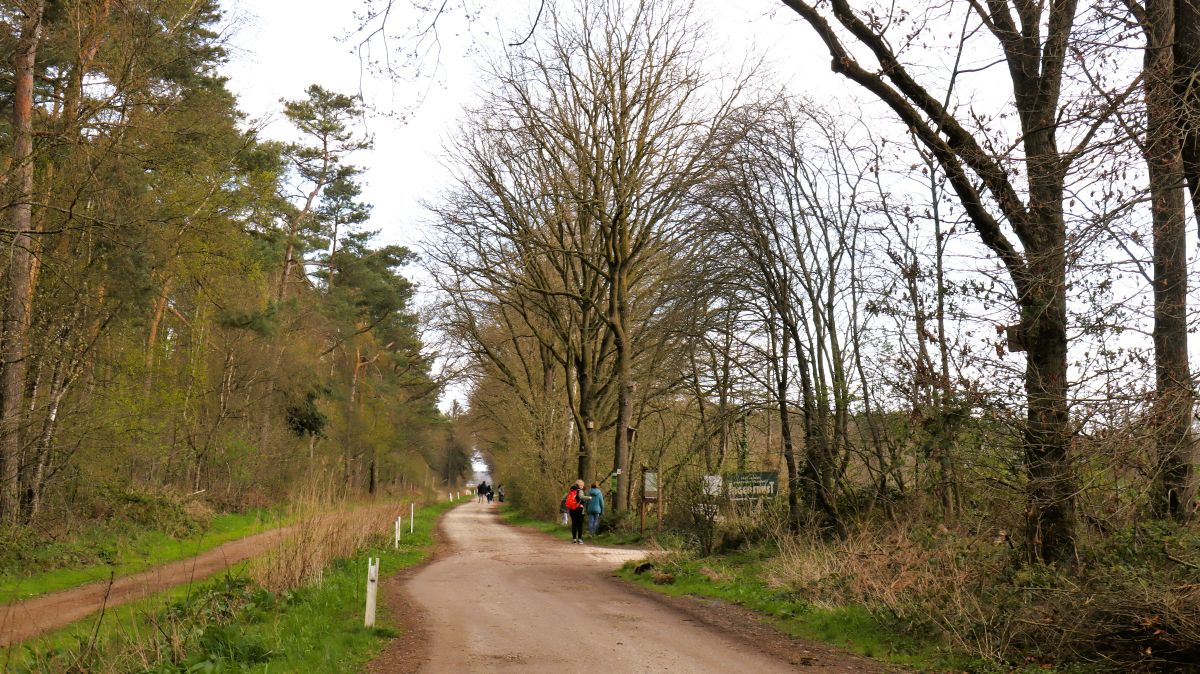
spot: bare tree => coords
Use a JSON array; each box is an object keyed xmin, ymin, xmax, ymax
[
  {"xmin": 1124, "ymin": 0, "xmax": 1194, "ymax": 519},
  {"xmin": 778, "ymin": 0, "xmax": 1133, "ymax": 563},
  {"xmin": 429, "ymin": 0, "xmax": 745, "ymax": 512}
]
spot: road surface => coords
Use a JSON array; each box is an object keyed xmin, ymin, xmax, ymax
[{"xmin": 391, "ymin": 501, "xmax": 890, "ymax": 673}]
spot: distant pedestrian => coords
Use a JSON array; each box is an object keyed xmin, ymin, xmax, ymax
[
  {"xmin": 564, "ymin": 480, "xmax": 589, "ymax": 544},
  {"xmin": 497, "ymin": 484, "xmax": 505, "ymax": 503},
  {"xmin": 477, "ymin": 481, "xmax": 488, "ymax": 503},
  {"xmin": 585, "ymin": 482, "xmax": 604, "ymax": 537},
  {"xmin": 485, "ymin": 483, "xmax": 494, "ymax": 503}
]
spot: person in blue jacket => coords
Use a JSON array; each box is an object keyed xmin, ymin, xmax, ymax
[{"xmin": 585, "ymin": 482, "xmax": 605, "ymax": 537}]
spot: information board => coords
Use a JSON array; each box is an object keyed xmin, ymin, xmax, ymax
[{"xmin": 725, "ymin": 471, "xmax": 778, "ymax": 501}]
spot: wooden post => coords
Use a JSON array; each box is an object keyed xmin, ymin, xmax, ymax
[
  {"xmin": 657, "ymin": 461, "xmax": 664, "ymax": 532},
  {"xmin": 410, "ymin": 503, "xmax": 414, "ymax": 533},
  {"xmin": 394, "ymin": 516, "xmax": 401, "ymax": 548},
  {"xmin": 639, "ymin": 466, "xmax": 646, "ymax": 533},
  {"xmin": 364, "ymin": 557, "xmax": 380, "ymax": 628}
]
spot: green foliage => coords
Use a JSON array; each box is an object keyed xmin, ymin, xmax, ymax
[
  {"xmin": 285, "ymin": 390, "xmax": 329, "ymax": 438},
  {"xmin": 0, "ymin": 0, "xmax": 445, "ymax": 540}
]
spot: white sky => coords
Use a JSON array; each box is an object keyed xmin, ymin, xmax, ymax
[
  {"xmin": 216, "ymin": 1, "xmax": 1192, "ymax": 419},
  {"xmin": 218, "ymin": 0, "xmax": 849, "ymax": 410},
  {"xmin": 218, "ymin": 1, "xmax": 837, "ymax": 250}
]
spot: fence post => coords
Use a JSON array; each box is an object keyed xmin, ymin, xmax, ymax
[
  {"xmin": 410, "ymin": 503, "xmax": 415, "ymax": 533},
  {"xmin": 394, "ymin": 516, "xmax": 400, "ymax": 549},
  {"xmin": 364, "ymin": 557, "xmax": 380, "ymax": 628}
]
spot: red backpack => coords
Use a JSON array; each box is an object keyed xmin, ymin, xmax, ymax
[{"xmin": 564, "ymin": 488, "xmax": 581, "ymax": 511}]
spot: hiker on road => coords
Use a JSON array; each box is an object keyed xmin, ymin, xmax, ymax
[
  {"xmin": 477, "ymin": 481, "xmax": 488, "ymax": 503},
  {"xmin": 585, "ymin": 482, "xmax": 604, "ymax": 537},
  {"xmin": 565, "ymin": 480, "xmax": 588, "ymax": 543}
]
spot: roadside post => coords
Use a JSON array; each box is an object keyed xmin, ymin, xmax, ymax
[
  {"xmin": 394, "ymin": 516, "xmax": 401, "ymax": 548},
  {"xmin": 364, "ymin": 557, "xmax": 380, "ymax": 628},
  {"xmin": 410, "ymin": 503, "xmax": 414, "ymax": 533}
]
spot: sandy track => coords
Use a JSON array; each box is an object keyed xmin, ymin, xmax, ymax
[
  {"xmin": 0, "ymin": 526, "xmax": 292, "ymax": 647},
  {"xmin": 393, "ymin": 502, "xmax": 891, "ymax": 674}
]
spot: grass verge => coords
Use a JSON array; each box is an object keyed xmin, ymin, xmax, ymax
[
  {"xmin": 3, "ymin": 497, "xmax": 459, "ymax": 673},
  {"xmin": 615, "ymin": 548, "xmax": 1007, "ymax": 673},
  {"xmin": 0, "ymin": 509, "xmax": 280, "ymax": 604}
]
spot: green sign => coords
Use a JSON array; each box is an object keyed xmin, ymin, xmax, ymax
[{"xmin": 725, "ymin": 472, "xmax": 778, "ymax": 501}]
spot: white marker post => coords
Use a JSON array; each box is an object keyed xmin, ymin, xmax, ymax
[
  {"xmin": 394, "ymin": 516, "xmax": 401, "ymax": 549},
  {"xmin": 364, "ymin": 557, "xmax": 380, "ymax": 628},
  {"xmin": 410, "ymin": 503, "xmax": 415, "ymax": 533}
]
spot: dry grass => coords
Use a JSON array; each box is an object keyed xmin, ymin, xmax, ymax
[
  {"xmin": 763, "ymin": 524, "xmax": 1021, "ymax": 660},
  {"xmin": 761, "ymin": 520, "xmax": 1200, "ymax": 669},
  {"xmin": 247, "ymin": 482, "xmax": 409, "ymax": 593}
]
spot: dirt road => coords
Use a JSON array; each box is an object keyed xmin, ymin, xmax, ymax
[
  {"xmin": 388, "ymin": 501, "xmax": 891, "ymax": 673},
  {"xmin": 0, "ymin": 501, "xmax": 411, "ymax": 648},
  {"xmin": 0, "ymin": 526, "xmax": 292, "ymax": 647}
]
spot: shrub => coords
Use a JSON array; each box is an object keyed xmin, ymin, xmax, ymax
[{"xmin": 762, "ymin": 521, "xmax": 1200, "ymax": 670}]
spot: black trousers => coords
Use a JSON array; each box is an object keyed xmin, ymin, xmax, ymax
[{"xmin": 569, "ymin": 509, "xmax": 584, "ymax": 539}]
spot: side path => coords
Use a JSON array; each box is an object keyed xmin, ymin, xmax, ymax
[
  {"xmin": 370, "ymin": 501, "xmax": 898, "ymax": 673},
  {"xmin": 0, "ymin": 502, "xmax": 406, "ymax": 647}
]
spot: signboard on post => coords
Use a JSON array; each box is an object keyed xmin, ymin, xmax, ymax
[
  {"xmin": 725, "ymin": 472, "xmax": 779, "ymax": 501},
  {"xmin": 703, "ymin": 474, "xmax": 723, "ymax": 497},
  {"xmin": 642, "ymin": 469, "xmax": 658, "ymax": 501}
]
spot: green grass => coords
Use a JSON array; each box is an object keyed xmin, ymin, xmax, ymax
[
  {"xmin": 0, "ymin": 509, "xmax": 280, "ymax": 604},
  {"xmin": 497, "ymin": 504, "xmax": 650, "ymax": 546},
  {"xmin": 2, "ymin": 498, "xmax": 458, "ymax": 673},
  {"xmin": 615, "ymin": 550, "xmax": 996, "ymax": 673},
  {"xmin": 230, "ymin": 498, "xmax": 456, "ymax": 673}
]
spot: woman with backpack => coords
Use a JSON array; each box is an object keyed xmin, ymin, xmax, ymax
[{"xmin": 564, "ymin": 480, "xmax": 589, "ymax": 544}]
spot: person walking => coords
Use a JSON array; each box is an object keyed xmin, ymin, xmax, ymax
[
  {"xmin": 585, "ymin": 482, "xmax": 604, "ymax": 537},
  {"xmin": 564, "ymin": 480, "xmax": 588, "ymax": 544},
  {"xmin": 477, "ymin": 481, "xmax": 488, "ymax": 503},
  {"xmin": 485, "ymin": 483, "xmax": 494, "ymax": 503}
]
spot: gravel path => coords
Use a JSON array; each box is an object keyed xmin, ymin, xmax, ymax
[{"xmin": 373, "ymin": 501, "xmax": 897, "ymax": 673}]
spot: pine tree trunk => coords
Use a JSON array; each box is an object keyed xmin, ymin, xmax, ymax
[{"xmin": 1, "ymin": 0, "xmax": 46, "ymax": 522}]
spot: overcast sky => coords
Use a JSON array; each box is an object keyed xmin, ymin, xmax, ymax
[{"xmin": 218, "ymin": 0, "xmax": 838, "ymax": 250}]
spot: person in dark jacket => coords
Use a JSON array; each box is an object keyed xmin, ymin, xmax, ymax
[
  {"xmin": 564, "ymin": 480, "xmax": 589, "ymax": 543},
  {"xmin": 585, "ymin": 482, "xmax": 605, "ymax": 537}
]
